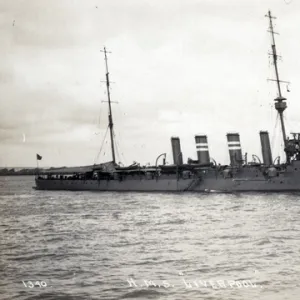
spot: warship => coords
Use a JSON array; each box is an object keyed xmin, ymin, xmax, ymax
[{"xmin": 35, "ymin": 11, "xmax": 300, "ymax": 192}]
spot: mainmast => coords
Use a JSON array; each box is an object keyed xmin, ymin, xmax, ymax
[
  {"xmin": 266, "ymin": 10, "xmax": 288, "ymax": 149},
  {"xmin": 102, "ymin": 47, "xmax": 116, "ymax": 164}
]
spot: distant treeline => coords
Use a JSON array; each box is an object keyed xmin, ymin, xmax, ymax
[
  {"xmin": 0, "ymin": 168, "xmax": 39, "ymax": 176},
  {"xmin": 0, "ymin": 167, "xmax": 67, "ymax": 176}
]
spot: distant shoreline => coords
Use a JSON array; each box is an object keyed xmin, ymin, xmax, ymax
[
  {"xmin": 0, "ymin": 163, "xmax": 109, "ymax": 176},
  {"xmin": 0, "ymin": 169, "xmax": 38, "ymax": 176},
  {"xmin": 0, "ymin": 168, "xmax": 41, "ymax": 176},
  {"xmin": 0, "ymin": 174, "xmax": 35, "ymax": 176}
]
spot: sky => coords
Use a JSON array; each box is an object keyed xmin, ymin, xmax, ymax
[{"xmin": 1, "ymin": 0, "xmax": 300, "ymax": 167}]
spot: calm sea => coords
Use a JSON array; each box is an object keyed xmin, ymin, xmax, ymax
[{"xmin": 0, "ymin": 176, "xmax": 300, "ymax": 300}]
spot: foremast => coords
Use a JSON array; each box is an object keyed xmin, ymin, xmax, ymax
[
  {"xmin": 266, "ymin": 10, "xmax": 288, "ymax": 160},
  {"xmin": 101, "ymin": 47, "xmax": 116, "ymax": 164}
]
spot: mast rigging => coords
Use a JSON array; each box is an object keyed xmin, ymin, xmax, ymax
[
  {"xmin": 101, "ymin": 47, "xmax": 116, "ymax": 164},
  {"xmin": 266, "ymin": 10, "xmax": 288, "ymax": 155}
]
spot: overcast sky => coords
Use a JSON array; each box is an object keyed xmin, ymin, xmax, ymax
[{"xmin": 1, "ymin": 0, "xmax": 300, "ymax": 167}]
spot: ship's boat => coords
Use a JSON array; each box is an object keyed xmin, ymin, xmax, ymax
[{"xmin": 35, "ymin": 11, "xmax": 300, "ymax": 192}]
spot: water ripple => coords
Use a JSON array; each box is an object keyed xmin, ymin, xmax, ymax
[{"xmin": 1, "ymin": 176, "xmax": 300, "ymax": 300}]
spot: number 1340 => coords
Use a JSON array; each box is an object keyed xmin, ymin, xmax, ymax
[{"xmin": 22, "ymin": 281, "xmax": 47, "ymax": 288}]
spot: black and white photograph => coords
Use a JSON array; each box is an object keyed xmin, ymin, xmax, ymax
[{"xmin": 1, "ymin": 0, "xmax": 300, "ymax": 299}]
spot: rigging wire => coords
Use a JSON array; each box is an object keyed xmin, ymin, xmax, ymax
[
  {"xmin": 115, "ymin": 133, "xmax": 127, "ymax": 165},
  {"xmin": 94, "ymin": 125, "xmax": 109, "ymax": 164},
  {"xmin": 113, "ymin": 129, "xmax": 127, "ymax": 165},
  {"xmin": 271, "ymin": 113, "xmax": 279, "ymax": 152},
  {"xmin": 283, "ymin": 113, "xmax": 291, "ymax": 134},
  {"xmin": 114, "ymin": 100, "xmax": 127, "ymax": 164},
  {"xmin": 92, "ymin": 88, "xmax": 106, "ymax": 163},
  {"xmin": 97, "ymin": 98, "xmax": 103, "ymax": 128},
  {"xmin": 96, "ymin": 80, "xmax": 108, "ymax": 128},
  {"xmin": 113, "ymin": 130, "xmax": 120, "ymax": 163}
]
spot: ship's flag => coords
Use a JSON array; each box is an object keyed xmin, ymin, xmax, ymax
[{"xmin": 36, "ymin": 154, "xmax": 42, "ymax": 160}]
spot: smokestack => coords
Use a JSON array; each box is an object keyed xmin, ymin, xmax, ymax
[
  {"xmin": 195, "ymin": 135, "xmax": 210, "ymax": 164},
  {"xmin": 260, "ymin": 131, "xmax": 273, "ymax": 165},
  {"xmin": 227, "ymin": 133, "xmax": 243, "ymax": 166},
  {"xmin": 171, "ymin": 137, "xmax": 183, "ymax": 165}
]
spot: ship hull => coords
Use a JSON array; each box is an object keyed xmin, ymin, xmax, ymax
[
  {"xmin": 193, "ymin": 178, "xmax": 300, "ymax": 192},
  {"xmin": 35, "ymin": 176, "xmax": 300, "ymax": 192},
  {"xmin": 35, "ymin": 161, "xmax": 300, "ymax": 192},
  {"xmin": 35, "ymin": 178, "xmax": 196, "ymax": 192}
]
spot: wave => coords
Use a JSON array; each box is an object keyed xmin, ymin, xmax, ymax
[{"xmin": 120, "ymin": 289, "xmax": 164, "ymax": 299}]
